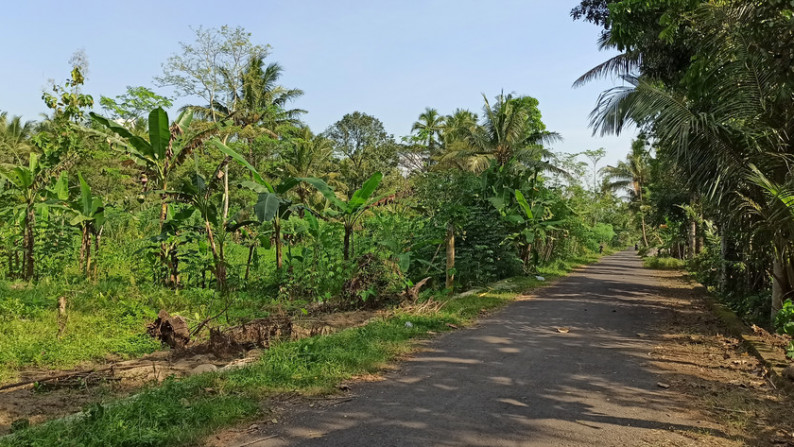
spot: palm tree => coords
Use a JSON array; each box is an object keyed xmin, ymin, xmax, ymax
[
  {"xmin": 184, "ymin": 55, "xmax": 306, "ymax": 230},
  {"xmin": 187, "ymin": 56, "xmax": 305, "ymax": 134},
  {"xmin": 442, "ymin": 93, "xmax": 561, "ymax": 172},
  {"xmin": 603, "ymin": 139, "xmax": 652, "ymax": 247},
  {"xmin": 238, "ymin": 58, "xmax": 306, "ymax": 130},
  {"xmin": 0, "ymin": 112, "xmax": 35, "ymax": 164},
  {"xmin": 441, "ymin": 109, "xmax": 478, "ymax": 147},
  {"xmin": 411, "ymin": 108, "xmax": 445, "ymax": 158},
  {"xmin": 276, "ymin": 126, "xmax": 334, "ymax": 204},
  {"xmin": 585, "ymin": 1, "xmax": 794, "ymax": 319}
]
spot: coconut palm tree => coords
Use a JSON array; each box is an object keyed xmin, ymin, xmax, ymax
[
  {"xmin": 276, "ymin": 126, "xmax": 334, "ymax": 204},
  {"xmin": 586, "ymin": 1, "xmax": 794, "ymax": 318},
  {"xmin": 603, "ymin": 138, "xmax": 652, "ymax": 246},
  {"xmin": 442, "ymin": 93, "xmax": 561, "ymax": 172},
  {"xmin": 0, "ymin": 113, "xmax": 35, "ymax": 164},
  {"xmin": 186, "ymin": 56, "xmax": 305, "ymax": 134},
  {"xmin": 441, "ymin": 109, "xmax": 478, "ymax": 147},
  {"xmin": 411, "ymin": 108, "xmax": 445, "ymax": 158}
]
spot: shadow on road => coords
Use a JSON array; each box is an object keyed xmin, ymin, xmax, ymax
[{"xmin": 225, "ymin": 251, "xmax": 750, "ymax": 447}]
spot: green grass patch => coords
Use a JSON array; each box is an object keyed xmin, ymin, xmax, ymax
[
  {"xmin": 1, "ymin": 252, "xmax": 604, "ymax": 447},
  {"xmin": 0, "ymin": 278, "xmax": 294, "ymax": 383},
  {"xmin": 643, "ymin": 256, "xmax": 686, "ymax": 270}
]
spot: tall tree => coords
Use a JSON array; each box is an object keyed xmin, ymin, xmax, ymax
[
  {"xmin": 411, "ymin": 108, "xmax": 445, "ymax": 159},
  {"xmin": 275, "ymin": 126, "xmax": 333, "ymax": 204},
  {"xmin": 1, "ymin": 63, "xmax": 93, "ymax": 280},
  {"xmin": 99, "ymin": 86, "xmax": 173, "ymax": 124},
  {"xmin": 324, "ymin": 112, "xmax": 398, "ymax": 197},
  {"xmin": 583, "ymin": 0, "xmax": 794, "ymax": 319},
  {"xmin": 0, "ymin": 113, "xmax": 35, "ymax": 164},
  {"xmin": 156, "ymin": 25, "xmax": 268, "ymax": 123},
  {"xmin": 581, "ymin": 147, "xmax": 606, "ymax": 193},
  {"xmin": 603, "ymin": 139, "xmax": 651, "ymax": 247},
  {"xmin": 442, "ymin": 93, "xmax": 560, "ymax": 172}
]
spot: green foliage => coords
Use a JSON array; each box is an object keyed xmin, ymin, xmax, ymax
[
  {"xmin": 0, "ymin": 35, "xmax": 634, "ymax": 447},
  {"xmin": 579, "ymin": 0, "xmax": 794, "ymax": 324},
  {"xmin": 323, "ymin": 112, "xmax": 398, "ymax": 195},
  {"xmin": 99, "ymin": 86, "xmax": 173, "ymax": 123},
  {"xmin": 1, "ymin": 254, "xmax": 601, "ymax": 446},
  {"xmin": 774, "ymin": 300, "xmax": 794, "ymax": 358},
  {"xmin": 642, "ymin": 256, "xmax": 685, "ymax": 270}
]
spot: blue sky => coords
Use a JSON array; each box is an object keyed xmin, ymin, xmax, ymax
[{"xmin": 0, "ymin": 0, "xmax": 637, "ymax": 166}]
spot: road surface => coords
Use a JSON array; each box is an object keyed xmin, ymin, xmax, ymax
[{"xmin": 223, "ymin": 251, "xmax": 726, "ymax": 446}]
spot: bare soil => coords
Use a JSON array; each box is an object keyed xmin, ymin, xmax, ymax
[
  {"xmin": 646, "ymin": 269, "xmax": 794, "ymax": 446},
  {"xmin": 0, "ymin": 309, "xmax": 381, "ymax": 435}
]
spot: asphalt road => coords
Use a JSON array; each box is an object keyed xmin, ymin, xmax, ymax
[{"xmin": 228, "ymin": 251, "xmax": 721, "ymax": 446}]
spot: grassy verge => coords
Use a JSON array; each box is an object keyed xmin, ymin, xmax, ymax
[
  {"xmin": 1, "ymin": 253, "xmax": 602, "ymax": 447},
  {"xmin": 643, "ymin": 256, "xmax": 686, "ymax": 270},
  {"xmin": 0, "ymin": 277, "xmax": 292, "ymax": 383}
]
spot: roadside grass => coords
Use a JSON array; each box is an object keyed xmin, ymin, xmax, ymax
[
  {"xmin": 643, "ymin": 256, "xmax": 686, "ymax": 270},
  {"xmin": 0, "ymin": 270, "xmax": 287, "ymax": 383},
  {"xmin": 1, "ymin": 252, "xmax": 602, "ymax": 447}
]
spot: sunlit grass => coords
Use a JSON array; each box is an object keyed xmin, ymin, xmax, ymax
[{"xmin": 643, "ymin": 256, "xmax": 685, "ymax": 270}]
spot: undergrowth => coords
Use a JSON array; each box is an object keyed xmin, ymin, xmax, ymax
[
  {"xmin": 0, "ymin": 253, "xmax": 600, "ymax": 447},
  {"xmin": 643, "ymin": 256, "xmax": 686, "ymax": 270}
]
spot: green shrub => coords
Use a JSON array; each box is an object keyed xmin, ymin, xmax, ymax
[
  {"xmin": 642, "ymin": 256, "xmax": 685, "ymax": 270},
  {"xmin": 774, "ymin": 300, "xmax": 794, "ymax": 358}
]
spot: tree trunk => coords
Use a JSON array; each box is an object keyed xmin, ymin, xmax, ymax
[
  {"xmin": 445, "ymin": 222, "xmax": 455, "ymax": 291},
  {"xmin": 81, "ymin": 228, "xmax": 91, "ymax": 277},
  {"xmin": 159, "ymin": 181, "xmax": 178, "ymax": 287},
  {"xmin": 81, "ymin": 226, "xmax": 91, "ymax": 277},
  {"xmin": 245, "ymin": 245, "xmax": 255, "ymax": 281},
  {"xmin": 169, "ymin": 246, "xmax": 180, "ymax": 288},
  {"xmin": 159, "ymin": 181, "xmax": 169, "ymax": 226},
  {"xmin": 772, "ymin": 256, "xmax": 785, "ymax": 321},
  {"xmin": 275, "ymin": 220, "xmax": 283, "ymax": 269},
  {"xmin": 22, "ymin": 206, "xmax": 35, "ymax": 280},
  {"xmin": 688, "ymin": 220, "xmax": 697, "ymax": 260},
  {"xmin": 771, "ymin": 237, "xmax": 793, "ymax": 321},
  {"xmin": 719, "ymin": 231, "xmax": 728, "ymax": 293},
  {"xmin": 343, "ymin": 224, "xmax": 352, "ymax": 261},
  {"xmin": 205, "ymin": 220, "xmax": 226, "ymax": 292},
  {"xmin": 640, "ymin": 213, "xmax": 649, "ymax": 248},
  {"xmin": 222, "ymin": 163, "xmax": 230, "ymax": 222},
  {"xmin": 520, "ymin": 244, "xmax": 532, "ymax": 272},
  {"xmin": 93, "ymin": 227, "xmax": 103, "ymax": 279}
]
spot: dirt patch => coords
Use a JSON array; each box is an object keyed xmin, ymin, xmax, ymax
[
  {"xmin": 0, "ymin": 308, "xmax": 382, "ymax": 435},
  {"xmin": 647, "ymin": 270, "xmax": 794, "ymax": 446}
]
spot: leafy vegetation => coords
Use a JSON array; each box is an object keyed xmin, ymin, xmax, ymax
[
  {"xmin": 775, "ymin": 300, "xmax": 794, "ymax": 358},
  {"xmin": 642, "ymin": 256, "xmax": 685, "ymax": 270},
  {"xmin": 0, "ymin": 255, "xmax": 597, "ymax": 447},
  {"xmin": 573, "ymin": 0, "xmax": 794, "ymax": 327},
  {"xmin": 0, "ymin": 21, "xmax": 636, "ymax": 443}
]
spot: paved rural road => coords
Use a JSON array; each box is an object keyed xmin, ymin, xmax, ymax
[{"xmin": 230, "ymin": 251, "xmax": 719, "ymax": 446}]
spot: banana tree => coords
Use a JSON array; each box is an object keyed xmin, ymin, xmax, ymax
[
  {"xmin": 210, "ymin": 139, "xmax": 297, "ymax": 270},
  {"xmin": 91, "ymin": 108, "xmax": 194, "ymax": 286},
  {"xmin": 170, "ymin": 164, "xmax": 254, "ymax": 292},
  {"xmin": 0, "ymin": 154, "xmax": 68, "ymax": 280},
  {"xmin": 506, "ymin": 189, "xmax": 563, "ymax": 271},
  {"xmin": 66, "ymin": 173, "xmax": 106, "ymax": 276},
  {"xmin": 300, "ymin": 171, "xmax": 383, "ymax": 261},
  {"xmin": 91, "ymin": 108, "xmax": 194, "ymax": 225}
]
